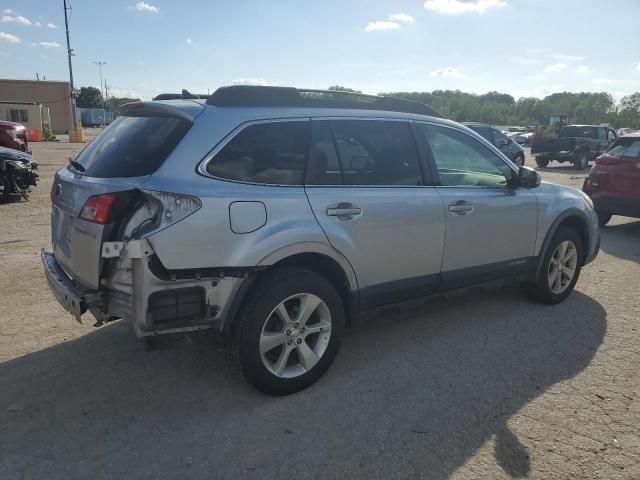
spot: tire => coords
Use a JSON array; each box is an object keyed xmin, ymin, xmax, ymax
[
  {"xmin": 535, "ymin": 157, "xmax": 549, "ymax": 168},
  {"xmin": 597, "ymin": 212, "xmax": 612, "ymax": 227},
  {"xmin": 0, "ymin": 174, "xmax": 10, "ymax": 202},
  {"xmin": 514, "ymin": 153, "xmax": 525, "ymax": 167},
  {"xmin": 521, "ymin": 227, "xmax": 583, "ymax": 305},
  {"xmin": 574, "ymin": 152, "xmax": 589, "ymax": 170},
  {"xmin": 234, "ymin": 266, "xmax": 345, "ymax": 395}
]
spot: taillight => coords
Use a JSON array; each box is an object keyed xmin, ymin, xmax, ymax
[{"xmin": 79, "ymin": 193, "xmax": 118, "ymax": 224}]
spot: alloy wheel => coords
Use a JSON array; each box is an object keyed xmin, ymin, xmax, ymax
[
  {"xmin": 547, "ymin": 240, "xmax": 578, "ymax": 294},
  {"xmin": 259, "ymin": 293, "xmax": 332, "ymax": 378}
]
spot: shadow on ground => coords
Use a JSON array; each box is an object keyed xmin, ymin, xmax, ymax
[
  {"xmin": 0, "ymin": 285, "xmax": 606, "ymax": 479},
  {"xmin": 600, "ymin": 219, "xmax": 640, "ymax": 264}
]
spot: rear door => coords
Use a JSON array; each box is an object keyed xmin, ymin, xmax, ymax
[
  {"xmin": 601, "ymin": 137, "xmax": 640, "ymax": 196},
  {"xmin": 305, "ymin": 119, "xmax": 445, "ymax": 310},
  {"xmin": 51, "ymin": 113, "xmax": 192, "ymax": 289},
  {"xmin": 415, "ymin": 122, "xmax": 538, "ymax": 288}
]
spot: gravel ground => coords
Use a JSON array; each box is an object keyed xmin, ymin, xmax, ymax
[{"xmin": 1, "ymin": 138, "xmax": 639, "ymax": 479}]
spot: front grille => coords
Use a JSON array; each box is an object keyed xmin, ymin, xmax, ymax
[{"xmin": 147, "ymin": 287, "xmax": 205, "ymax": 326}]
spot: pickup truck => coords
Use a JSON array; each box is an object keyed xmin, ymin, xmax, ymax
[{"xmin": 531, "ymin": 125, "xmax": 617, "ymax": 169}]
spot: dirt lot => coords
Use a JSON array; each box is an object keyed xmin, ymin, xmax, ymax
[{"xmin": 1, "ymin": 138, "xmax": 639, "ymax": 479}]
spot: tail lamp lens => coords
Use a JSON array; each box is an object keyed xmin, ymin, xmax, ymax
[{"xmin": 79, "ymin": 193, "xmax": 118, "ymax": 224}]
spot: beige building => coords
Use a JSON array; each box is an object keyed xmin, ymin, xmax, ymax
[{"xmin": 0, "ymin": 79, "xmax": 73, "ymax": 134}]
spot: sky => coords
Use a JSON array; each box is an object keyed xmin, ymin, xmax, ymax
[{"xmin": 1, "ymin": 0, "xmax": 640, "ymax": 101}]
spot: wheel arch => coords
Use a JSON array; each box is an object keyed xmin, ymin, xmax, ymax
[
  {"xmin": 536, "ymin": 210, "xmax": 590, "ymax": 276},
  {"xmin": 222, "ymin": 245, "xmax": 359, "ymax": 343}
]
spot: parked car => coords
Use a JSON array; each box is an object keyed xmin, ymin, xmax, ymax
[
  {"xmin": 531, "ymin": 125, "xmax": 617, "ymax": 169},
  {"xmin": 464, "ymin": 123, "xmax": 526, "ymax": 166},
  {"xmin": 0, "ymin": 145, "xmax": 39, "ymax": 201},
  {"xmin": 0, "ymin": 120, "xmax": 31, "ymax": 154},
  {"xmin": 41, "ymin": 86, "xmax": 600, "ymax": 395},
  {"xmin": 583, "ymin": 132, "xmax": 640, "ymax": 226},
  {"xmin": 617, "ymin": 127, "xmax": 638, "ymax": 137}
]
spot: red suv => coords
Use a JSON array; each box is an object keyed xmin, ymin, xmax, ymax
[
  {"xmin": 0, "ymin": 120, "xmax": 31, "ymax": 154},
  {"xmin": 583, "ymin": 132, "xmax": 640, "ymax": 226}
]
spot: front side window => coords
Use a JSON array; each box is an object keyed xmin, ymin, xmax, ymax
[
  {"xmin": 607, "ymin": 129, "xmax": 617, "ymax": 142},
  {"xmin": 469, "ymin": 125, "xmax": 492, "ymax": 142},
  {"xmin": 329, "ymin": 120, "xmax": 422, "ymax": 186},
  {"xmin": 207, "ymin": 121, "xmax": 309, "ymax": 185},
  {"xmin": 492, "ymin": 128, "xmax": 509, "ymax": 145},
  {"xmin": 418, "ymin": 124, "xmax": 513, "ymax": 188},
  {"xmin": 597, "ymin": 128, "xmax": 607, "ymax": 142}
]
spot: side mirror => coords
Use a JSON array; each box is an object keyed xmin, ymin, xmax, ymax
[{"xmin": 518, "ymin": 165, "xmax": 541, "ymax": 188}]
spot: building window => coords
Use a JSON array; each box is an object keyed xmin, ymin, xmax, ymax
[{"xmin": 10, "ymin": 109, "xmax": 28, "ymax": 123}]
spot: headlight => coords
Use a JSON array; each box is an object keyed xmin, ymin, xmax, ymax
[{"xmin": 5, "ymin": 160, "xmax": 27, "ymax": 170}]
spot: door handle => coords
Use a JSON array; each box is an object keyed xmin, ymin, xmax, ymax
[
  {"xmin": 448, "ymin": 201, "xmax": 474, "ymax": 215},
  {"xmin": 327, "ymin": 203, "xmax": 362, "ymax": 219}
]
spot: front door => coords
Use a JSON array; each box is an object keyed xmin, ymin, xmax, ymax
[
  {"xmin": 415, "ymin": 122, "xmax": 538, "ymax": 289},
  {"xmin": 305, "ymin": 119, "xmax": 445, "ymax": 310}
]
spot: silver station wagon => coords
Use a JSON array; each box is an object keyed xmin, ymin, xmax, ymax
[{"xmin": 42, "ymin": 86, "xmax": 600, "ymax": 395}]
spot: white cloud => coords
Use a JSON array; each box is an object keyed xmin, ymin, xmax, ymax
[
  {"xmin": 35, "ymin": 21, "xmax": 41, "ymax": 26},
  {"xmin": 186, "ymin": 38, "xmax": 193, "ymax": 45},
  {"xmin": 135, "ymin": 2, "xmax": 159, "ymax": 13},
  {"xmin": 424, "ymin": 0, "xmax": 506, "ymax": 14},
  {"xmin": 636, "ymin": 62, "xmax": 640, "ymax": 72},
  {"xmin": 592, "ymin": 78, "xmax": 613, "ymax": 85},
  {"xmin": 3, "ymin": 9, "xmax": 12, "ymax": 14},
  {"xmin": 544, "ymin": 62, "xmax": 567, "ymax": 72},
  {"xmin": 2, "ymin": 14, "xmax": 32, "ymax": 25},
  {"xmin": 364, "ymin": 21, "xmax": 401, "ymax": 32},
  {"xmin": 552, "ymin": 54, "xmax": 584, "ymax": 62},
  {"xmin": 576, "ymin": 65, "xmax": 589, "ymax": 74},
  {"xmin": 232, "ymin": 78, "xmax": 271, "ymax": 86},
  {"xmin": 510, "ymin": 57, "xmax": 541, "ymax": 65},
  {"xmin": 0, "ymin": 31, "xmax": 20, "ymax": 43},
  {"xmin": 388, "ymin": 13, "xmax": 414, "ymax": 23},
  {"xmin": 47, "ymin": 22, "xmax": 58, "ymax": 29},
  {"xmin": 429, "ymin": 66, "xmax": 466, "ymax": 78},
  {"xmin": 35, "ymin": 41, "xmax": 60, "ymax": 48}
]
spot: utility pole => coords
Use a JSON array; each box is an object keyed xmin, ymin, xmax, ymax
[
  {"xmin": 94, "ymin": 61, "xmax": 106, "ymax": 103},
  {"xmin": 104, "ymin": 79, "xmax": 110, "ymax": 112},
  {"xmin": 63, "ymin": 0, "xmax": 77, "ymax": 131}
]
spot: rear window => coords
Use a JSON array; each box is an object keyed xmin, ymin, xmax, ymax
[
  {"xmin": 206, "ymin": 121, "xmax": 309, "ymax": 185},
  {"xmin": 606, "ymin": 138, "xmax": 640, "ymax": 158},
  {"xmin": 72, "ymin": 116, "xmax": 191, "ymax": 178},
  {"xmin": 559, "ymin": 126, "xmax": 596, "ymax": 139}
]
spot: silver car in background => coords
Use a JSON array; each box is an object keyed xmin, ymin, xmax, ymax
[{"xmin": 42, "ymin": 86, "xmax": 600, "ymax": 395}]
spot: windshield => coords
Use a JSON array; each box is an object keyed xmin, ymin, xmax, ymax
[
  {"xmin": 72, "ymin": 115, "xmax": 191, "ymax": 178},
  {"xmin": 606, "ymin": 138, "xmax": 640, "ymax": 158}
]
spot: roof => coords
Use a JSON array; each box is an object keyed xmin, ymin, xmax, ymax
[
  {"xmin": 621, "ymin": 131, "xmax": 640, "ymax": 138},
  {"xmin": 154, "ymin": 86, "xmax": 443, "ymax": 118},
  {"xmin": 0, "ymin": 78, "xmax": 69, "ymax": 85},
  {"xmin": 463, "ymin": 122, "xmax": 490, "ymax": 127}
]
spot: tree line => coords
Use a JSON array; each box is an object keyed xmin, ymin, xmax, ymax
[
  {"xmin": 329, "ymin": 86, "xmax": 640, "ymax": 129},
  {"xmin": 75, "ymin": 86, "xmax": 140, "ymax": 115}
]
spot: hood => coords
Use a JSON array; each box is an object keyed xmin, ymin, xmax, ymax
[{"xmin": 0, "ymin": 145, "xmax": 34, "ymax": 163}]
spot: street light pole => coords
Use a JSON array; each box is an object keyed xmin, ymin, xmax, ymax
[
  {"xmin": 63, "ymin": 0, "xmax": 77, "ymax": 131},
  {"xmin": 93, "ymin": 61, "xmax": 106, "ymax": 104}
]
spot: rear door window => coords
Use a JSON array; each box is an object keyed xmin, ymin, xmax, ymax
[
  {"xmin": 306, "ymin": 121, "xmax": 343, "ymax": 185},
  {"xmin": 73, "ymin": 115, "xmax": 191, "ymax": 178},
  {"xmin": 328, "ymin": 120, "xmax": 423, "ymax": 186},
  {"xmin": 207, "ymin": 121, "xmax": 309, "ymax": 185}
]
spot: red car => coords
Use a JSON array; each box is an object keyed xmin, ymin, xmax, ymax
[
  {"xmin": 0, "ymin": 120, "xmax": 31, "ymax": 154},
  {"xmin": 583, "ymin": 132, "xmax": 640, "ymax": 226}
]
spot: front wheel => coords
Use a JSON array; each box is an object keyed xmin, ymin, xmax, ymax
[
  {"xmin": 522, "ymin": 227, "xmax": 583, "ymax": 305},
  {"xmin": 535, "ymin": 157, "xmax": 549, "ymax": 168},
  {"xmin": 234, "ymin": 267, "xmax": 345, "ymax": 395}
]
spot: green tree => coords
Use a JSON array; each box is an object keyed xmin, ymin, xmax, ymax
[
  {"xmin": 75, "ymin": 86, "xmax": 104, "ymax": 108},
  {"xmin": 328, "ymin": 85, "xmax": 362, "ymax": 93},
  {"xmin": 108, "ymin": 97, "xmax": 142, "ymax": 114}
]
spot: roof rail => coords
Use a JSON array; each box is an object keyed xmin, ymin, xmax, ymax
[
  {"xmin": 204, "ymin": 86, "xmax": 443, "ymax": 118},
  {"xmin": 153, "ymin": 89, "xmax": 210, "ymax": 101}
]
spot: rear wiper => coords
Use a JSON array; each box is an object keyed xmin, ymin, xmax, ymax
[{"xmin": 68, "ymin": 158, "xmax": 85, "ymax": 172}]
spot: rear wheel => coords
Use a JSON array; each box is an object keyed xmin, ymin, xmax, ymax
[
  {"xmin": 522, "ymin": 227, "xmax": 583, "ymax": 305},
  {"xmin": 234, "ymin": 267, "xmax": 345, "ymax": 395},
  {"xmin": 597, "ymin": 212, "xmax": 612, "ymax": 227},
  {"xmin": 535, "ymin": 157, "xmax": 549, "ymax": 168}
]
